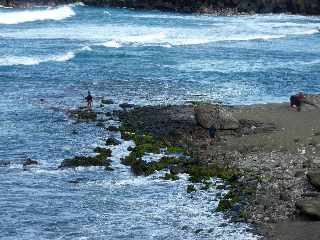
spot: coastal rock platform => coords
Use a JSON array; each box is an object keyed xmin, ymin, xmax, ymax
[{"xmin": 118, "ymin": 98, "xmax": 320, "ymax": 239}]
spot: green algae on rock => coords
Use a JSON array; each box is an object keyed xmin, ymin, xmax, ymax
[
  {"xmin": 105, "ymin": 137, "xmax": 121, "ymax": 146},
  {"xmin": 187, "ymin": 184, "xmax": 197, "ymax": 193},
  {"xmin": 59, "ymin": 147, "xmax": 112, "ymax": 168},
  {"xmin": 68, "ymin": 108, "xmax": 97, "ymax": 121},
  {"xmin": 161, "ymin": 172, "xmax": 179, "ymax": 181}
]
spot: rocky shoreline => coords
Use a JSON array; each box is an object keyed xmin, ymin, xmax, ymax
[
  {"xmin": 113, "ymin": 95, "xmax": 320, "ymax": 239},
  {"xmin": 1, "ymin": 0, "xmax": 320, "ymax": 15},
  {"xmin": 15, "ymin": 95, "xmax": 320, "ymax": 239}
]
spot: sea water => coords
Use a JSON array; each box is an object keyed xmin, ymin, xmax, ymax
[{"xmin": 0, "ymin": 3, "xmax": 320, "ymax": 239}]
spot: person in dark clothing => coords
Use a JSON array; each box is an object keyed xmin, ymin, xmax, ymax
[
  {"xmin": 85, "ymin": 91, "xmax": 93, "ymax": 110},
  {"xmin": 208, "ymin": 125, "xmax": 217, "ymax": 145},
  {"xmin": 290, "ymin": 92, "xmax": 305, "ymax": 112},
  {"xmin": 290, "ymin": 92, "xmax": 318, "ymax": 112}
]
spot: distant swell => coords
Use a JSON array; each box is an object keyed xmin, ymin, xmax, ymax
[
  {"xmin": 0, "ymin": 46, "xmax": 90, "ymax": 66},
  {"xmin": 0, "ymin": 6, "xmax": 75, "ymax": 25},
  {"xmin": 100, "ymin": 28, "xmax": 319, "ymax": 48}
]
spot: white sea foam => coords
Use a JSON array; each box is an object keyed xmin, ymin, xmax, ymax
[
  {"xmin": 104, "ymin": 10, "xmax": 112, "ymax": 16},
  {"xmin": 0, "ymin": 5, "xmax": 75, "ymax": 24},
  {"xmin": 69, "ymin": 2, "xmax": 85, "ymax": 7},
  {"xmin": 0, "ymin": 46, "xmax": 90, "ymax": 66},
  {"xmin": 0, "ymin": 5, "xmax": 13, "ymax": 8},
  {"xmin": 102, "ymin": 40, "xmax": 122, "ymax": 48},
  {"xmin": 289, "ymin": 29, "xmax": 319, "ymax": 35}
]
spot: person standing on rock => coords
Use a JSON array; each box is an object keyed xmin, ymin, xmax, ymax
[
  {"xmin": 290, "ymin": 92, "xmax": 318, "ymax": 112},
  {"xmin": 85, "ymin": 91, "xmax": 93, "ymax": 111}
]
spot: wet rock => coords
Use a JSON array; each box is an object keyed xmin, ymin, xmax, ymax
[
  {"xmin": 219, "ymin": 223, "xmax": 228, "ymax": 227},
  {"xmin": 105, "ymin": 137, "xmax": 121, "ymax": 146},
  {"xmin": 106, "ymin": 125, "xmax": 119, "ymax": 132},
  {"xmin": 105, "ymin": 166, "xmax": 115, "ymax": 171},
  {"xmin": 161, "ymin": 172, "xmax": 179, "ymax": 181},
  {"xmin": 231, "ymin": 203, "xmax": 241, "ymax": 212},
  {"xmin": 279, "ymin": 192, "xmax": 290, "ymax": 201},
  {"xmin": 2, "ymin": 0, "xmax": 320, "ymax": 15},
  {"xmin": 195, "ymin": 104, "xmax": 239, "ymax": 129},
  {"xmin": 59, "ymin": 148, "xmax": 111, "ymax": 169},
  {"xmin": 101, "ymin": 99, "xmax": 114, "ymax": 105},
  {"xmin": 68, "ymin": 109, "xmax": 97, "ymax": 121},
  {"xmin": 307, "ymin": 171, "xmax": 320, "ymax": 190},
  {"xmin": 0, "ymin": 160, "xmax": 11, "ymax": 166},
  {"xmin": 119, "ymin": 103, "xmax": 136, "ymax": 109},
  {"xmin": 59, "ymin": 156, "xmax": 111, "ymax": 168},
  {"xmin": 187, "ymin": 184, "xmax": 196, "ymax": 193},
  {"xmin": 169, "ymin": 163, "xmax": 187, "ymax": 175},
  {"xmin": 96, "ymin": 122, "xmax": 105, "ymax": 127},
  {"xmin": 23, "ymin": 158, "xmax": 38, "ymax": 167},
  {"xmin": 181, "ymin": 225, "xmax": 189, "ymax": 230},
  {"xmin": 68, "ymin": 177, "xmax": 90, "ymax": 184},
  {"xmin": 296, "ymin": 199, "xmax": 320, "ymax": 220}
]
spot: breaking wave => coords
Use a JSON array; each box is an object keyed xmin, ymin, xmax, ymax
[
  {"xmin": 0, "ymin": 46, "xmax": 90, "ymax": 66},
  {"xmin": 0, "ymin": 5, "xmax": 75, "ymax": 25},
  {"xmin": 0, "ymin": 5, "xmax": 13, "ymax": 8},
  {"xmin": 100, "ymin": 29, "xmax": 318, "ymax": 49}
]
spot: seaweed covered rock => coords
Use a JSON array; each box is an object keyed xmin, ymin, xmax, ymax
[
  {"xmin": 187, "ymin": 184, "xmax": 196, "ymax": 193},
  {"xmin": 59, "ymin": 148, "xmax": 112, "ymax": 168},
  {"xmin": 161, "ymin": 172, "xmax": 179, "ymax": 181},
  {"xmin": 195, "ymin": 104, "xmax": 239, "ymax": 129},
  {"xmin": 105, "ymin": 137, "xmax": 121, "ymax": 146},
  {"xmin": 59, "ymin": 155, "xmax": 111, "ymax": 168},
  {"xmin": 123, "ymin": 156, "xmax": 182, "ymax": 176},
  {"xmin": 106, "ymin": 126, "xmax": 119, "ymax": 132},
  {"xmin": 68, "ymin": 109, "xmax": 97, "ymax": 121}
]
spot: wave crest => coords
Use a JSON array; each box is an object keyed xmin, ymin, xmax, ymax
[
  {"xmin": 100, "ymin": 28, "xmax": 319, "ymax": 49},
  {"xmin": 0, "ymin": 5, "xmax": 75, "ymax": 25},
  {"xmin": 0, "ymin": 46, "xmax": 90, "ymax": 66}
]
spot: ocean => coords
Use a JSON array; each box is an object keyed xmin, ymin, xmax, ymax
[{"xmin": 0, "ymin": 3, "xmax": 319, "ymax": 239}]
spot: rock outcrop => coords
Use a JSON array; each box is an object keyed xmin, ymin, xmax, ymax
[
  {"xmin": 307, "ymin": 171, "xmax": 320, "ymax": 190},
  {"xmin": 1, "ymin": 0, "xmax": 320, "ymax": 15},
  {"xmin": 23, "ymin": 158, "xmax": 39, "ymax": 167},
  {"xmin": 59, "ymin": 147, "xmax": 112, "ymax": 168},
  {"xmin": 195, "ymin": 104, "xmax": 239, "ymax": 129},
  {"xmin": 296, "ymin": 199, "xmax": 320, "ymax": 220},
  {"xmin": 68, "ymin": 108, "xmax": 97, "ymax": 121}
]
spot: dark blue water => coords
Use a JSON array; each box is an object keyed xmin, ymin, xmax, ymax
[{"xmin": 1, "ymin": 3, "xmax": 320, "ymax": 239}]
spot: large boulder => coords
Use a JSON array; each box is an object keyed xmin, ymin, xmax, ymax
[
  {"xmin": 194, "ymin": 104, "xmax": 239, "ymax": 129},
  {"xmin": 307, "ymin": 171, "xmax": 320, "ymax": 190},
  {"xmin": 296, "ymin": 199, "xmax": 320, "ymax": 220}
]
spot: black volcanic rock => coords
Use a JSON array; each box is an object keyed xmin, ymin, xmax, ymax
[{"xmin": 0, "ymin": 0, "xmax": 320, "ymax": 15}]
